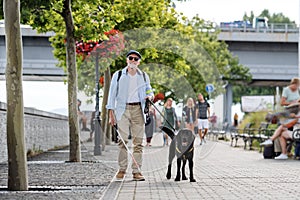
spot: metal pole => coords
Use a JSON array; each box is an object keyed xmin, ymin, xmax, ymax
[
  {"xmin": 298, "ymin": 1, "xmax": 300, "ymax": 78},
  {"xmin": 226, "ymin": 83, "xmax": 233, "ymax": 126},
  {"xmin": 94, "ymin": 52, "xmax": 102, "ymax": 155}
]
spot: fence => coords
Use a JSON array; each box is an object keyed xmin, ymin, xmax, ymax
[{"xmin": 218, "ymin": 23, "xmax": 298, "ymax": 33}]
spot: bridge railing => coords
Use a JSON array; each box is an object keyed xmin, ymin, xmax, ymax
[{"xmin": 218, "ymin": 23, "xmax": 299, "ymax": 33}]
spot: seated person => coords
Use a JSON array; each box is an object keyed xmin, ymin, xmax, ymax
[
  {"xmin": 273, "ymin": 77, "xmax": 300, "ymax": 157},
  {"xmin": 260, "ymin": 112, "xmax": 299, "ymax": 160},
  {"xmin": 77, "ymin": 99, "xmax": 90, "ymax": 132}
]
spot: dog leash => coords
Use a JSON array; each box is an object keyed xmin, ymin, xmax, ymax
[
  {"xmin": 113, "ymin": 124, "xmax": 141, "ymax": 173},
  {"xmin": 146, "ymin": 99, "xmax": 176, "ymax": 132}
]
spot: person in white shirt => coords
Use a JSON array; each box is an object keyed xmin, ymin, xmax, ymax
[{"xmin": 106, "ymin": 50, "xmax": 153, "ymax": 181}]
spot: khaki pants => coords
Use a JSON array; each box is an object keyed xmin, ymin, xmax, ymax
[{"xmin": 117, "ymin": 105, "xmax": 144, "ymax": 174}]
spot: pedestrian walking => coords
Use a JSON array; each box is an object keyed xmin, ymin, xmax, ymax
[
  {"xmin": 210, "ymin": 112, "xmax": 217, "ymax": 129},
  {"xmin": 106, "ymin": 50, "xmax": 154, "ymax": 181},
  {"xmin": 183, "ymin": 97, "xmax": 197, "ymax": 133},
  {"xmin": 77, "ymin": 99, "xmax": 90, "ymax": 132},
  {"xmin": 233, "ymin": 113, "xmax": 238, "ymax": 127},
  {"xmin": 196, "ymin": 93, "xmax": 210, "ymax": 145},
  {"xmin": 162, "ymin": 98, "xmax": 179, "ymax": 146}
]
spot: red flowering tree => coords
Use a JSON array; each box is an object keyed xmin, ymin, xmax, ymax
[
  {"xmin": 154, "ymin": 92, "xmax": 165, "ymax": 103},
  {"xmin": 76, "ymin": 29, "xmax": 125, "ymax": 146},
  {"xmin": 76, "ymin": 29, "xmax": 124, "ymax": 90},
  {"xmin": 76, "ymin": 30, "xmax": 124, "ymax": 60},
  {"xmin": 76, "ymin": 29, "xmax": 124, "ymax": 66}
]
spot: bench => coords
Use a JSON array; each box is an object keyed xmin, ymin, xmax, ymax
[
  {"xmin": 246, "ymin": 122, "xmax": 270, "ymax": 151},
  {"xmin": 231, "ymin": 123, "xmax": 253, "ymax": 148},
  {"xmin": 210, "ymin": 122, "xmax": 229, "ymax": 140},
  {"xmin": 257, "ymin": 123, "xmax": 278, "ymax": 152}
]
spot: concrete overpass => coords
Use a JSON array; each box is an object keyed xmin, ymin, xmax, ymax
[
  {"xmin": 217, "ymin": 24, "xmax": 299, "ymax": 124},
  {"xmin": 0, "ymin": 22, "xmax": 64, "ymax": 81},
  {"xmin": 218, "ymin": 25, "xmax": 299, "ymax": 86}
]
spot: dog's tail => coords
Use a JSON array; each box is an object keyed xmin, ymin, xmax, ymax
[{"xmin": 160, "ymin": 126, "xmax": 175, "ymax": 140}]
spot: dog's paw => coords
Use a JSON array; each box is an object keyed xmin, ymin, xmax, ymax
[
  {"xmin": 175, "ymin": 177, "xmax": 180, "ymax": 181},
  {"xmin": 190, "ymin": 178, "xmax": 196, "ymax": 182},
  {"xmin": 166, "ymin": 173, "xmax": 171, "ymax": 180},
  {"xmin": 182, "ymin": 176, "xmax": 187, "ymax": 180}
]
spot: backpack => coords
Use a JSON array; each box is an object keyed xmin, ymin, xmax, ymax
[{"xmin": 263, "ymin": 145, "xmax": 275, "ymax": 159}]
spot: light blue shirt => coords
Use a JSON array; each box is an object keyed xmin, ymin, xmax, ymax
[
  {"xmin": 282, "ymin": 86, "xmax": 300, "ymax": 103},
  {"xmin": 106, "ymin": 67, "xmax": 154, "ymax": 121}
]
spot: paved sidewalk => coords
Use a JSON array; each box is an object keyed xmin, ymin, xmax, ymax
[
  {"xmin": 0, "ymin": 131, "xmax": 119, "ymax": 200},
  {"xmin": 102, "ymin": 132, "xmax": 300, "ymax": 200},
  {"xmin": 1, "ymin": 131, "xmax": 300, "ymax": 199}
]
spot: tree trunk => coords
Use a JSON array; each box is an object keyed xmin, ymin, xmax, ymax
[
  {"xmin": 62, "ymin": 0, "xmax": 81, "ymax": 162},
  {"xmin": 101, "ymin": 68, "xmax": 111, "ymax": 147},
  {"xmin": 4, "ymin": 0, "xmax": 28, "ymax": 191}
]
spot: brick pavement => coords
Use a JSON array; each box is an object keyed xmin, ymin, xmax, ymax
[
  {"xmin": 102, "ymin": 132, "xmax": 300, "ymax": 200},
  {"xmin": 1, "ymin": 131, "xmax": 300, "ymax": 199}
]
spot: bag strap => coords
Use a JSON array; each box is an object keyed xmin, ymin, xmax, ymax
[
  {"xmin": 117, "ymin": 70, "xmax": 122, "ymax": 82},
  {"xmin": 116, "ymin": 70, "xmax": 122, "ymax": 96}
]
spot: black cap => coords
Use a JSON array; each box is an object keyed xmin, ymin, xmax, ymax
[{"xmin": 126, "ymin": 50, "xmax": 142, "ymax": 59}]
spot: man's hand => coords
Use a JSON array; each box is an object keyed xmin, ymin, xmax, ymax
[
  {"xmin": 109, "ymin": 110, "xmax": 116, "ymax": 126},
  {"xmin": 145, "ymin": 95, "xmax": 153, "ymax": 101}
]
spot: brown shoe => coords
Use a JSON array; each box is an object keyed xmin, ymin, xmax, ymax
[
  {"xmin": 116, "ymin": 170, "xmax": 126, "ymax": 179},
  {"xmin": 133, "ymin": 173, "xmax": 145, "ymax": 181}
]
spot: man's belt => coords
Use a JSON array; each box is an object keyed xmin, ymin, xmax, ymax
[{"xmin": 126, "ymin": 102, "xmax": 141, "ymax": 106}]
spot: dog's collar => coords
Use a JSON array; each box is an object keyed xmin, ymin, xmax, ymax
[{"xmin": 176, "ymin": 146, "xmax": 194, "ymax": 154}]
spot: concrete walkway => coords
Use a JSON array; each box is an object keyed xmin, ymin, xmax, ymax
[{"xmin": 1, "ymin": 131, "xmax": 300, "ymax": 199}]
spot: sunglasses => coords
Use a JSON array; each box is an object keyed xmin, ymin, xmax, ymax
[{"xmin": 128, "ymin": 56, "xmax": 140, "ymax": 61}]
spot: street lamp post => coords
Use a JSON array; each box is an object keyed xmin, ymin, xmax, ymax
[
  {"xmin": 299, "ymin": 1, "xmax": 300, "ymax": 78},
  {"xmin": 94, "ymin": 50, "xmax": 102, "ymax": 155}
]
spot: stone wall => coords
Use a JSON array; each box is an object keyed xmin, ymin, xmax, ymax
[{"xmin": 0, "ymin": 102, "xmax": 73, "ymax": 163}]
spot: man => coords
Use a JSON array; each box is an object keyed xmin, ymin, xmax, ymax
[
  {"xmin": 106, "ymin": 50, "xmax": 154, "ymax": 181},
  {"xmin": 197, "ymin": 93, "xmax": 210, "ymax": 145}
]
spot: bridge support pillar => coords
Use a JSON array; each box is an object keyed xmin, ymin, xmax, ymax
[{"xmin": 223, "ymin": 83, "xmax": 232, "ymax": 125}]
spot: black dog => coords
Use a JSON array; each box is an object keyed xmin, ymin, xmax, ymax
[{"xmin": 161, "ymin": 126, "xmax": 196, "ymax": 182}]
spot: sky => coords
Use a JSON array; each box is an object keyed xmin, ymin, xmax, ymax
[
  {"xmin": 174, "ymin": 0, "xmax": 299, "ymax": 25},
  {"xmin": 0, "ymin": 81, "xmax": 69, "ymax": 115}
]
